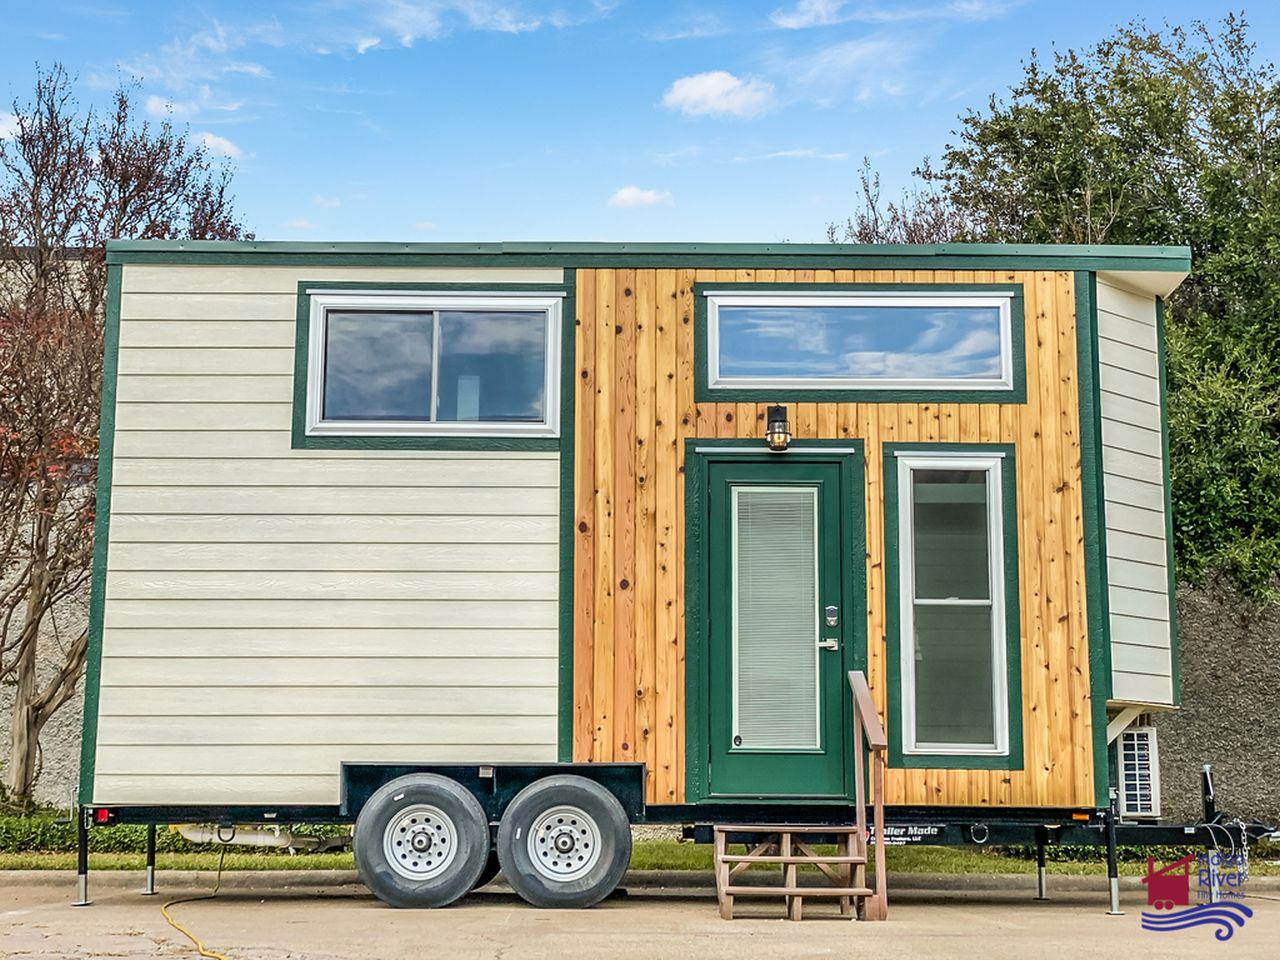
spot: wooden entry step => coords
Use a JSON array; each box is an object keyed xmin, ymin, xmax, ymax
[{"xmin": 712, "ymin": 824, "xmax": 881, "ymax": 921}]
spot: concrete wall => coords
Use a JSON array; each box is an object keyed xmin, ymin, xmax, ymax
[
  {"xmin": 1154, "ymin": 579, "xmax": 1280, "ymax": 825},
  {"xmin": 0, "ymin": 604, "xmax": 86, "ymax": 809}
]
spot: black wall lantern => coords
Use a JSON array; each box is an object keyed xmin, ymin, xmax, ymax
[{"xmin": 765, "ymin": 404, "xmax": 792, "ymax": 452}]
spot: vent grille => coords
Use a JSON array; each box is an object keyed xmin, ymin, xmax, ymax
[{"xmin": 1119, "ymin": 726, "xmax": 1161, "ymax": 820}]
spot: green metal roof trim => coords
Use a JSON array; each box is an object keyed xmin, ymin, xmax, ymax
[{"xmin": 105, "ymin": 239, "xmax": 1192, "ymax": 271}]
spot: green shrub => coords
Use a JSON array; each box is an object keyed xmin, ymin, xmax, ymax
[{"xmin": 0, "ymin": 816, "xmax": 348, "ymax": 854}]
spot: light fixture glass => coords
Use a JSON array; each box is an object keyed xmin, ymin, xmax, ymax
[{"xmin": 765, "ymin": 404, "xmax": 792, "ymax": 452}]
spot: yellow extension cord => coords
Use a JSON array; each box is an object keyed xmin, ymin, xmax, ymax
[{"xmin": 159, "ymin": 845, "xmax": 230, "ymax": 960}]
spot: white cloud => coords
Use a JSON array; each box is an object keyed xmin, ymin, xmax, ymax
[
  {"xmin": 107, "ymin": 2, "xmax": 616, "ymax": 113},
  {"xmin": 770, "ymin": 0, "xmax": 847, "ymax": 28},
  {"xmin": 735, "ymin": 148, "xmax": 849, "ymax": 162},
  {"xmin": 662, "ymin": 71, "xmax": 775, "ymax": 119},
  {"xmin": 545, "ymin": 0, "xmax": 621, "ymax": 29},
  {"xmin": 145, "ymin": 85, "xmax": 242, "ymax": 119},
  {"xmin": 329, "ymin": 2, "xmax": 620, "ymax": 48},
  {"xmin": 197, "ymin": 132, "xmax": 243, "ymax": 158},
  {"xmin": 648, "ymin": 13, "xmax": 728, "ymax": 41},
  {"xmin": 223, "ymin": 61, "xmax": 272, "ymax": 78},
  {"xmin": 146, "ymin": 92, "xmax": 198, "ymax": 118},
  {"xmin": 361, "ymin": 1, "xmax": 621, "ymax": 46},
  {"xmin": 770, "ymin": 0, "xmax": 1017, "ymax": 28},
  {"xmin": 413, "ymin": 220, "xmax": 438, "ymax": 231},
  {"xmin": 786, "ymin": 34, "xmax": 916, "ymax": 102},
  {"xmin": 108, "ymin": 23, "xmax": 274, "ymax": 133},
  {"xmin": 285, "ymin": 217, "xmax": 317, "ymax": 231},
  {"xmin": 91, "ymin": 1, "xmax": 620, "ymax": 144},
  {"xmin": 653, "ymin": 145, "xmax": 702, "ymax": 166},
  {"xmin": 312, "ymin": 194, "xmax": 342, "ymax": 208},
  {"xmin": 374, "ymin": 1, "xmax": 542, "ymax": 46},
  {"xmin": 146, "ymin": 94, "xmax": 183, "ymax": 117},
  {"xmin": 117, "ymin": 20, "xmax": 278, "ymax": 93},
  {"xmin": 607, "ymin": 185, "xmax": 673, "ymax": 208},
  {"xmin": 0, "ymin": 112, "xmax": 17, "ymax": 140}
]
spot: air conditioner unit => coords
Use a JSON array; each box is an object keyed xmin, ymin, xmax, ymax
[{"xmin": 1119, "ymin": 725, "xmax": 1161, "ymax": 820}]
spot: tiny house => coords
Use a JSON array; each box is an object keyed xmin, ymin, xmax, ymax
[{"xmin": 79, "ymin": 240, "xmax": 1190, "ymax": 910}]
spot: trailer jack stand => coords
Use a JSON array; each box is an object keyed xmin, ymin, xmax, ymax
[
  {"xmin": 142, "ymin": 824, "xmax": 158, "ymax": 896},
  {"xmin": 72, "ymin": 807, "xmax": 91, "ymax": 907},
  {"xmin": 1104, "ymin": 801, "xmax": 1122, "ymax": 916},
  {"xmin": 1034, "ymin": 829, "xmax": 1049, "ymax": 901}
]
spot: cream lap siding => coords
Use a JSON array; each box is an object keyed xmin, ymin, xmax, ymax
[
  {"xmin": 92, "ymin": 263, "xmax": 564, "ymax": 806},
  {"xmin": 1095, "ymin": 276, "xmax": 1175, "ymax": 707}
]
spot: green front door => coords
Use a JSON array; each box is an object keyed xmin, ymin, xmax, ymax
[{"xmin": 706, "ymin": 459, "xmax": 851, "ymax": 799}]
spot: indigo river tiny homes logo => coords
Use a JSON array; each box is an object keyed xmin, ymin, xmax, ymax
[{"xmin": 1140, "ymin": 853, "xmax": 1253, "ymax": 941}]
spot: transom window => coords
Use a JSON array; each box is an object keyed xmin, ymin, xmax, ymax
[
  {"xmin": 304, "ymin": 292, "xmax": 562, "ymax": 437},
  {"xmin": 895, "ymin": 451, "xmax": 1012, "ymax": 756},
  {"xmin": 705, "ymin": 290, "xmax": 1016, "ymax": 393}
]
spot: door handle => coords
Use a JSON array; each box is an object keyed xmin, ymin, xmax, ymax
[{"xmin": 817, "ymin": 638, "xmax": 839, "ymax": 651}]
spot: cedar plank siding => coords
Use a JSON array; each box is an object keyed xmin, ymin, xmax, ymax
[{"xmin": 572, "ymin": 268, "xmax": 1097, "ymax": 808}]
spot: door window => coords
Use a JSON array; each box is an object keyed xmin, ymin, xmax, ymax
[{"xmin": 732, "ymin": 486, "xmax": 820, "ymax": 750}]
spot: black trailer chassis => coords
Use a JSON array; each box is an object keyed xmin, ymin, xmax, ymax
[{"xmin": 72, "ymin": 761, "xmax": 1275, "ymax": 914}]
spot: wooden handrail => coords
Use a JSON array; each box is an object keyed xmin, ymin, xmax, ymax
[
  {"xmin": 848, "ymin": 671, "xmax": 887, "ymax": 750},
  {"xmin": 847, "ymin": 670, "xmax": 889, "ymax": 920}
]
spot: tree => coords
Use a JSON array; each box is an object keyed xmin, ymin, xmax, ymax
[
  {"xmin": 0, "ymin": 65, "xmax": 250, "ymax": 806},
  {"xmin": 831, "ymin": 15, "xmax": 1280, "ymax": 594},
  {"xmin": 826, "ymin": 159, "xmax": 973, "ymax": 244}
]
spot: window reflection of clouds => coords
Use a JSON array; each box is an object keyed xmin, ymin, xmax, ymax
[
  {"xmin": 322, "ymin": 309, "xmax": 548, "ymax": 424},
  {"xmin": 438, "ymin": 311, "xmax": 544, "ymax": 354},
  {"xmin": 718, "ymin": 305, "xmax": 1004, "ymax": 381},
  {"xmin": 323, "ymin": 311, "xmax": 433, "ymax": 420},
  {"xmin": 438, "ymin": 312, "xmax": 546, "ymax": 422}
]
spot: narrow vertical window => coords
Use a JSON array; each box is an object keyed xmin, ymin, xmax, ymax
[{"xmin": 895, "ymin": 451, "xmax": 1014, "ymax": 756}]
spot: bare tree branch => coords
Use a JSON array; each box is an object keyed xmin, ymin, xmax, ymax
[{"xmin": 1, "ymin": 64, "xmax": 251, "ymax": 803}]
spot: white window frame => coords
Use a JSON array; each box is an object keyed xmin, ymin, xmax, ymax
[
  {"xmin": 704, "ymin": 290, "xmax": 1015, "ymax": 392},
  {"xmin": 896, "ymin": 450, "xmax": 1010, "ymax": 756},
  {"xmin": 304, "ymin": 290, "xmax": 563, "ymax": 438}
]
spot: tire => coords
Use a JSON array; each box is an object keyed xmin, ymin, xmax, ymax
[
  {"xmin": 496, "ymin": 775, "xmax": 631, "ymax": 909},
  {"xmin": 354, "ymin": 773, "xmax": 489, "ymax": 908},
  {"xmin": 472, "ymin": 849, "xmax": 501, "ymax": 890}
]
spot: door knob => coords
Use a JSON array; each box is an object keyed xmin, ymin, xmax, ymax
[{"xmin": 817, "ymin": 638, "xmax": 839, "ymax": 651}]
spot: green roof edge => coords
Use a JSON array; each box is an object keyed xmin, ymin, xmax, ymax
[{"xmin": 105, "ymin": 239, "xmax": 1192, "ymax": 271}]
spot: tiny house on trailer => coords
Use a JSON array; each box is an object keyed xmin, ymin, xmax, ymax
[{"xmin": 79, "ymin": 240, "xmax": 1195, "ymax": 912}]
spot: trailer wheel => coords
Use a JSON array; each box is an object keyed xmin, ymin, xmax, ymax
[
  {"xmin": 354, "ymin": 773, "xmax": 488, "ymax": 908},
  {"xmin": 496, "ymin": 775, "xmax": 631, "ymax": 909}
]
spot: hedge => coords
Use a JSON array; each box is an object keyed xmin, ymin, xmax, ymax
[{"xmin": 0, "ymin": 817, "xmax": 348, "ymax": 854}]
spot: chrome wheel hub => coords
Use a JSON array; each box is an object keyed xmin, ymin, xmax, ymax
[
  {"xmin": 383, "ymin": 804, "xmax": 458, "ymax": 881},
  {"xmin": 527, "ymin": 805, "xmax": 602, "ymax": 882}
]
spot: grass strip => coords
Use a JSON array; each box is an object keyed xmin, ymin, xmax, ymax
[{"xmin": 6, "ymin": 842, "xmax": 1274, "ymax": 876}]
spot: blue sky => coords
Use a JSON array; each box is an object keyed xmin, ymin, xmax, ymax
[{"xmin": 1, "ymin": 1, "xmax": 1276, "ymax": 242}]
